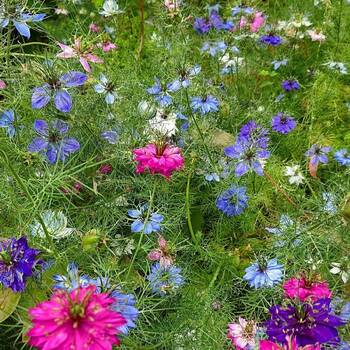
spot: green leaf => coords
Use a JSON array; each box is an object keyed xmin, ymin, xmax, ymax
[{"xmin": 0, "ymin": 287, "xmax": 21, "ymax": 323}]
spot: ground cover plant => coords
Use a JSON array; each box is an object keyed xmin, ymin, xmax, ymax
[{"xmin": 0, "ymin": 0, "xmax": 350, "ymax": 349}]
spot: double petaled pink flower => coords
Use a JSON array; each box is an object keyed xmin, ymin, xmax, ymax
[
  {"xmin": 133, "ymin": 143, "xmax": 184, "ymax": 179},
  {"xmin": 57, "ymin": 38, "xmax": 103, "ymax": 72},
  {"xmin": 147, "ymin": 235, "xmax": 174, "ymax": 267},
  {"xmin": 0, "ymin": 80, "xmax": 6, "ymax": 89},
  {"xmin": 283, "ymin": 277, "xmax": 332, "ymax": 302},
  {"xmin": 227, "ymin": 317, "xmax": 257, "ymax": 350},
  {"xmin": 260, "ymin": 336, "xmax": 321, "ymax": 350},
  {"xmin": 238, "ymin": 11, "xmax": 265, "ymax": 32},
  {"xmin": 27, "ymin": 285, "xmax": 126, "ymax": 350}
]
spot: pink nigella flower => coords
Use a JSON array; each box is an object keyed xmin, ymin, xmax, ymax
[
  {"xmin": 99, "ymin": 163, "xmax": 113, "ymax": 175},
  {"xmin": 133, "ymin": 143, "xmax": 184, "ymax": 179},
  {"xmin": 89, "ymin": 23, "xmax": 101, "ymax": 33},
  {"xmin": 0, "ymin": 80, "xmax": 6, "ymax": 89},
  {"xmin": 260, "ymin": 336, "xmax": 321, "ymax": 350},
  {"xmin": 56, "ymin": 38, "xmax": 103, "ymax": 72},
  {"xmin": 147, "ymin": 235, "xmax": 174, "ymax": 267},
  {"xmin": 283, "ymin": 277, "xmax": 331, "ymax": 302},
  {"xmin": 227, "ymin": 317, "xmax": 257, "ymax": 350},
  {"xmin": 27, "ymin": 285, "xmax": 126, "ymax": 350},
  {"xmin": 251, "ymin": 12, "xmax": 265, "ymax": 32},
  {"xmin": 99, "ymin": 41, "xmax": 117, "ymax": 52}
]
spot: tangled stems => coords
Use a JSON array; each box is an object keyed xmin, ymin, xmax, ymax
[
  {"xmin": 0, "ymin": 150, "xmax": 57, "ymax": 256},
  {"xmin": 186, "ymin": 171, "xmax": 197, "ymax": 245},
  {"xmin": 126, "ymin": 181, "xmax": 157, "ymax": 279}
]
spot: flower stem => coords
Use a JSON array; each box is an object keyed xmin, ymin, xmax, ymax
[
  {"xmin": 6, "ymin": 28, "xmax": 12, "ymax": 70},
  {"xmin": 136, "ymin": 0, "xmax": 145, "ymax": 61},
  {"xmin": 186, "ymin": 171, "xmax": 197, "ymax": 245}
]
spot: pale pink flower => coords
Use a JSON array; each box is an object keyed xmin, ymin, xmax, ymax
[
  {"xmin": 100, "ymin": 41, "xmax": 117, "ymax": 52},
  {"xmin": 0, "ymin": 80, "xmax": 6, "ymax": 89},
  {"xmin": 27, "ymin": 285, "xmax": 126, "ymax": 350},
  {"xmin": 133, "ymin": 143, "xmax": 184, "ymax": 179},
  {"xmin": 227, "ymin": 317, "xmax": 257, "ymax": 349},
  {"xmin": 56, "ymin": 38, "xmax": 103, "ymax": 72},
  {"xmin": 147, "ymin": 235, "xmax": 174, "ymax": 267},
  {"xmin": 89, "ymin": 23, "xmax": 101, "ymax": 33},
  {"xmin": 307, "ymin": 29, "xmax": 326, "ymax": 42},
  {"xmin": 260, "ymin": 336, "xmax": 321, "ymax": 350},
  {"xmin": 251, "ymin": 12, "xmax": 265, "ymax": 32},
  {"xmin": 55, "ymin": 8, "xmax": 69, "ymax": 15},
  {"xmin": 164, "ymin": 0, "xmax": 182, "ymax": 11},
  {"xmin": 283, "ymin": 277, "xmax": 331, "ymax": 302}
]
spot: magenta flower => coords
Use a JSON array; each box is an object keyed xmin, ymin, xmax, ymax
[
  {"xmin": 27, "ymin": 285, "xmax": 126, "ymax": 349},
  {"xmin": 0, "ymin": 80, "xmax": 6, "ymax": 89},
  {"xmin": 56, "ymin": 38, "xmax": 103, "ymax": 72},
  {"xmin": 133, "ymin": 143, "xmax": 184, "ymax": 179},
  {"xmin": 260, "ymin": 336, "xmax": 321, "ymax": 350}
]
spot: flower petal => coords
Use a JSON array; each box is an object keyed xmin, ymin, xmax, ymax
[
  {"xmin": 60, "ymin": 71, "xmax": 87, "ymax": 87},
  {"xmin": 54, "ymin": 90, "xmax": 72, "ymax": 113},
  {"xmin": 32, "ymin": 86, "xmax": 51, "ymax": 109},
  {"xmin": 13, "ymin": 21, "xmax": 30, "ymax": 38},
  {"xmin": 28, "ymin": 137, "xmax": 48, "ymax": 152}
]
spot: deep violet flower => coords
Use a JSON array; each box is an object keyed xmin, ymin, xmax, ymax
[
  {"xmin": 193, "ymin": 17, "xmax": 211, "ymax": 34},
  {"xmin": 243, "ymin": 258, "xmax": 283, "ymax": 289},
  {"xmin": 28, "ymin": 119, "xmax": 80, "ymax": 164},
  {"xmin": 0, "ymin": 9, "xmax": 45, "ymax": 39},
  {"xmin": 190, "ymin": 95, "xmax": 219, "ymax": 115},
  {"xmin": 31, "ymin": 71, "xmax": 87, "ymax": 113},
  {"xmin": 238, "ymin": 120, "xmax": 269, "ymax": 149},
  {"xmin": 260, "ymin": 34, "xmax": 283, "ymax": 46},
  {"xmin": 281, "ymin": 80, "xmax": 300, "ymax": 92},
  {"xmin": 271, "ymin": 113, "xmax": 297, "ymax": 134},
  {"xmin": 147, "ymin": 262, "xmax": 184, "ymax": 296},
  {"xmin": 0, "ymin": 236, "xmax": 40, "ymax": 292},
  {"xmin": 334, "ymin": 149, "xmax": 350, "ymax": 166},
  {"xmin": 305, "ymin": 144, "xmax": 331, "ymax": 166},
  {"xmin": 133, "ymin": 143, "xmax": 184, "ymax": 178},
  {"xmin": 216, "ymin": 186, "xmax": 249, "ymax": 217},
  {"xmin": 283, "ymin": 277, "xmax": 332, "ymax": 302},
  {"xmin": 27, "ymin": 286, "xmax": 126, "ymax": 349},
  {"xmin": 147, "ymin": 78, "xmax": 181, "ymax": 107},
  {"xmin": 265, "ymin": 298, "xmax": 345, "ymax": 346}
]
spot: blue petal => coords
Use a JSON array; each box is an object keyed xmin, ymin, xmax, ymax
[
  {"xmin": 13, "ymin": 21, "xmax": 31, "ymax": 39},
  {"xmin": 0, "ymin": 18, "xmax": 10, "ymax": 28},
  {"xmin": 28, "ymin": 137, "xmax": 48, "ymax": 152},
  {"xmin": 54, "ymin": 90, "xmax": 72, "ymax": 113},
  {"xmin": 60, "ymin": 71, "xmax": 87, "ymax": 87},
  {"xmin": 105, "ymin": 92, "xmax": 116, "ymax": 104},
  {"xmin": 128, "ymin": 209, "xmax": 141, "ymax": 218},
  {"xmin": 131, "ymin": 220, "xmax": 144, "ymax": 233},
  {"xmin": 32, "ymin": 86, "xmax": 51, "ymax": 110}
]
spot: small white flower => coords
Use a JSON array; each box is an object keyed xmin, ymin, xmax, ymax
[
  {"xmin": 30, "ymin": 210, "xmax": 75, "ymax": 240},
  {"xmin": 138, "ymin": 100, "xmax": 155, "ymax": 116},
  {"xmin": 147, "ymin": 109, "xmax": 177, "ymax": 137},
  {"xmin": 307, "ymin": 29, "xmax": 326, "ymax": 42},
  {"xmin": 100, "ymin": 0, "xmax": 124, "ymax": 17},
  {"xmin": 330, "ymin": 262, "xmax": 350, "ymax": 283},
  {"xmin": 284, "ymin": 165, "xmax": 305, "ymax": 185}
]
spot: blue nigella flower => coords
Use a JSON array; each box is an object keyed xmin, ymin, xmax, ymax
[
  {"xmin": 322, "ymin": 192, "xmax": 337, "ymax": 214},
  {"xmin": 305, "ymin": 144, "xmax": 331, "ymax": 166},
  {"xmin": 147, "ymin": 263, "xmax": 184, "ymax": 296},
  {"xmin": 272, "ymin": 59, "xmax": 288, "ymax": 70},
  {"xmin": 0, "ymin": 9, "xmax": 45, "ymax": 39},
  {"xmin": 260, "ymin": 34, "xmax": 283, "ymax": 46},
  {"xmin": 147, "ymin": 78, "xmax": 180, "ymax": 107},
  {"xmin": 334, "ymin": 149, "xmax": 350, "ymax": 167},
  {"xmin": 243, "ymin": 258, "xmax": 283, "ymax": 289},
  {"xmin": 201, "ymin": 41, "xmax": 227, "ymax": 56},
  {"xmin": 128, "ymin": 205, "xmax": 164, "ymax": 234},
  {"xmin": 173, "ymin": 65, "xmax": 201, "ymax": 89},
  {"xmin": 190, "ymin": 95, "xmax": 219, "ymax": 115},
  {"xmin": 193, "ymin": 17, "xmax": 211, "ymax": 34},
  {"xmin": 28, "ymin": 119, "xmax": 80, "ymax": 164},
  {"xmin": 101, "ymin": 130, "xmax": 119, "ymax": 144},
  {"xmin": 271, "ymin": 112, "xmax": 296, "ymax": 134},
  {"xmin": 32, "ymin": 71, "xmax": 87, "ymax": 113},
  {"xmin": 232, "ymin": 6, "xmax": 254, "ymax": 16},
  {"xmin": 208, "ymin": 10, "xmax": 234, "ymax": 31},
  {"xmin": 110, "ymin": 289, "xmax": 139, "ymax": 334},
  {"xmin": 205, "ymin": 172, "xmax": 220, "ymax": 182},
  {"xmin": 0, "ymin": 109, "xmax": 18, "ymax": 138},
  {"xmin": 94, "ymin": 73, "xmax": 118, "ymax": 104},
  {"xmin": 266, "ymin": 214, "xmax": 301, "ymax": 247},
  {"xmin": 331, "ymin": 297, "xmax": 350, "ymax": 323},
  {"xmin": 216, "ymin": 185, "xmax": 249, "ymax": 217},
  {"xmin": 0, "ymin": 236, "xmax": 40, "ymax": 292},
  {"xmin": 52, "ymin": 262, "xmax": 90, "ymax": 291},
  {"xmin": 281, "ymin": 79, "xmax": 300, "ymax": 92}
]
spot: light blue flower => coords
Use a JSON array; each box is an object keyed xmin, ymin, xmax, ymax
[
  {"xmin": 128, "ymin": 205, "xmax": 164, "ymax": 234},
  {"xmin": 52, "ymin": 262, "xmax": 90, "ymax": 291},
  {"xmin": 147, "ymin": 78, "xmax": 181, "ymax": 107},
  {"xmin": 0, "ymin": 9, "xmax": 45, "ymax": 39},
  {"xmin": 334, "ymin": 149, "xmax": 350, "ymax": 167},
  {"xmin": 94, "ymin": 74, "xmax": 118, "ymax": 104},
  {"xmin": 201, "ymin": 41, "xmax": 227, "ymax": 56},
  {"xmin": 243, "ymin": 258, "xmax": 283, "ymax": 289},
  {"xmin": 0, "ymin": 110, "xmax": 18, "ymax": 138},
  {"xmin": 322, "ymin": 192, "xmax": 337, "ymax": 214},
  {"xmin": 190, "ymin": 95, "xmax": 219, "ymax": 115},
  {"xmin": 272, "ymin": 59, "xmax": 288, "ymax": 70}
]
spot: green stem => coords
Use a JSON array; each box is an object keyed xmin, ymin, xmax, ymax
[
  {"xmin": 6, "ymin": 28, "xmax": 12, "ymax": 70},
  {"xmin": 186, "ymin": 171, "xmax": 197, "ymax": 245},
  {"xmin": 0, "ymin": 150, "xmax": 57, "ymax": 255},
  {"xmin": 126, "ymin": 182, "xmax": 157, "ymax": 278}
]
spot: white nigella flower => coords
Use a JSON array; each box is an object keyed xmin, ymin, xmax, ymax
[
  {"xmin": 284, "ymin": 164, "xmax": 305, "ymax": 185},
  {"xmin": 147, "ymin": 109, "xmax": 177, "ymax": 137},
  {"xmin": 220, "ymin": 53, "xmax": 244, "ymax": 74},
  {"xmin": 324, "ymin": 61, "xmax": 348, "ymax": 75},
  {"xmin": 30, "ymin": 210, "xmax": 75, "ymax": 239},
  {"xmin": 99, "ymin": 0, "xmax": 124, "ymax": 16},
  {"xmin": 94, "ymin": 74, "xmax": 118, "ymax": 104},
  {"xmin": 330, "ymin": 262, "xmax": 350, "ymax": 283},
  {"xmin": 138, "ymin": 100, "xmax": 155, "ymax": 116}
]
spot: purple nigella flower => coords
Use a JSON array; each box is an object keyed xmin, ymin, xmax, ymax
[
  {"xmin": 265, "ymin": 298, "xmax": 345, "ymax": 346},
  {"xmin": 209, "ymin": 10, "xmax": 234, "ymax": 31},
  {"xmin": 31, "ymin": 71, "xmax": 87, "ymax": 113},
  {"xmin": 334, "ymin": 149, "xmax": 350, "ymax": 167},
  {"xmin": 305, "ymin": 144, "xmax": 331, "ymax": 166},
  {"xmin": 216, "ymin": 185, "xmax": 249, "ymax": 217},
  {"xmin": 28, "ymin": 119, "xmax": 80, "ymax": 164},
  {"xmin": 271, "ymin": 113, "xmax": 296, "ymax": 134},
  {"xmin": 190, "ymin": 95, "xmax": 219, "ymax": 115},
  {"xmin": 281, "ymin": 79, "xmax": 300, "ymax": 92},
  {"xmin": 193, "ymin": 17, "xmax": 211, "ymax": 34},
  {"xmin": 0, "ymin": 236, "xmax": 40, "ymax": 292},
  {"xmin": 260, "ymin": 34, "xmax": 283, "ymax": 46},
  {"xmin": 238, "ymin": 120, "xmax": 269, "ymax": 148},
  {"xmin": 147, "ymin": 263, "xmax": 184, "ymax": 296},
  {"xmin": 147, "ymin": 78, "xmax": 180, "ymax": 107},
  {"xmin": 243, "ymin": 258, "xmax": 283, "ymax": 288},
  {"xmin": 0, "ymin": 10, "xmax": 45, "ymax": 39}
]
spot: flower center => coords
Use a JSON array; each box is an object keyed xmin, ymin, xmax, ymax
[
  {"xmin": 70, "ymin": 303, "xmax": 86, "ymax": 321},
  {"xmin": 48, "ymin": 130, "xmax": 62, "ymax": 144}
]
